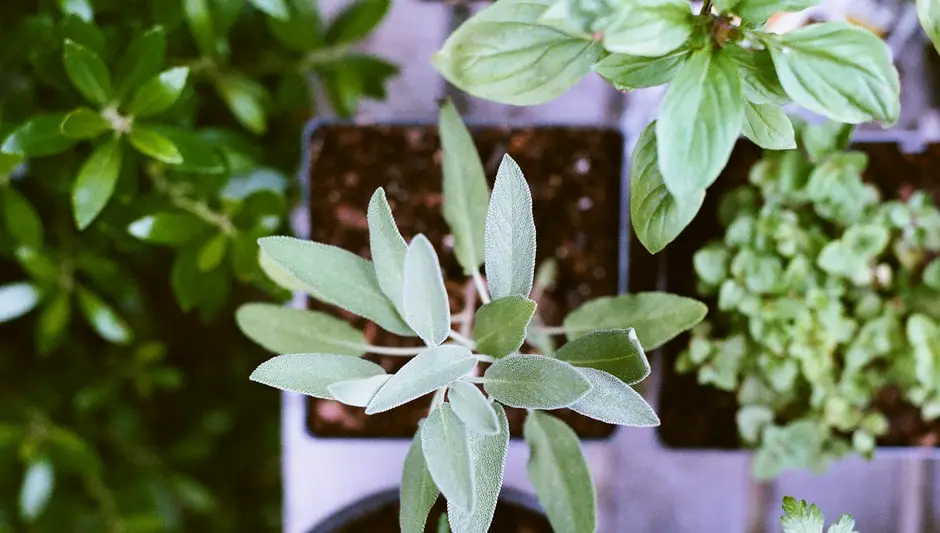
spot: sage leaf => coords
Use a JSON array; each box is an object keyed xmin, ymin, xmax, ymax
[
  {"xmin": 258, "ymin": 236, "xmax": 412, "ymax": 336},
  {"xmin": 735, "ymin": 0, "xmax": 820, "ymax": 24},
  {"xmin": 433, "ymin": 0, "xmax": 603, "ymax": 105},
  {"xmin": 368, "ymin": 188, "xmax": 407, "ymax": 309},
  {"xmin": 366, "ymin": 345, "xmax": 476, "ymax": 414},
  {"xmin": 127, "ymin": 212, "xmax": 210, "ymax": 245},
  {"xmin": 555, "ymin": 329, "xmax": 649, "ymax": 385},
  {"xmin": 592, "ymin": 48, "xmax": 690, "ymax": 91},
  {"xmin": 72, "ymin": 138, "xmax": 122, "ymax": 230},
  {"xmin": 741, "ymin": 101, "xmax": 796, "ymax": 151},
  {"xmin": 75, "ymin": 286, "xmax": 133, "ymax": 345},
  {"xmin": 657, "ymin": 47, "xmax": 744, "ymax": 198},
  {"xmin": 0, "ymin": 282, "xmax": 41, "ymax": 323},
  {"xmin": 235, "ymin": 303, "xmax": 366, "ymax": 355},
  {"xmin": 570, "ymin": 368, "xmax": 659, "ymax": 426},
  {"xmin": 421, "ymin": 404, "xmax": 475, "ymax": 512},
  {"xmin": 473, "ymin": 296, "xmax": 537, "ymax": 358},
  {"xmin": 483, "ymin": 354, "xmax": 591, "ymax": 409},
  {"xmin": 327, "ymin": 375, "xmax": 391, "ymax": 407},
  {"xmin": 248, "ymin": 0, "xmax": 289, "ymax": 19},
  {"xmin": 447, "ymin": 404, "xmax": 509, "ymax": 533},
  {"xmin": 439, "ymin": 101, "xmax": 489, "ymax": 275},
  {"xmin": 602, "ymin": 0, "xmax": 693, "ymax": 58},
  {"xmin": 485, "ymin": 155, "xmax": 536, "ymax": 300},
  {"xmin": 1, "ymin": 187, "xmax": 43, "ymax": 247},
  {"xmin": 732, "ymin": 48, "xmax": 788, "ymax": 105},
  {"xmin": 766, "ymin": 22, "xmax": 899, "ymax": 125},
  {"xmin": 258, "ymin": 248, "xmax": 309, "ymax": 292},
  {"xmin": 524, "ymin": 411, "xmax": 595, "ymax": 533},
  {"xmin": 563, "ymin": 292, "xmax": 707, "ymax": 350},
  {"xmin": 401, "ymin": 427, "xmax": 440, "ymax": 533},
  {"xmin": 630, "ymin": 121, "xmax": 704, "ymax": 254},
  {"xmin": 63, "ymin": 39, "xmax": 112, "ymax": 106},
  {"xmin": 919, "ymin": 0, "xmax": 940, "ymax": 56},
  {"xmin": 60, "ymin": 108, "xmax": 110, "ymax": 140},
  {"xmin": 19, "ymin": 458, "xmax": 54, "ymax": 523},
  {"xmin": 448, "ymin": 380, "xmax": 500, "ymax": 435},
  {"xmin": 126, "ymin": 67, "xmax": 190, "ymax": 118},
  {"xmin": 128, "ymin": 125, "xmax": 183, "ymax": 164},
  {"xmin": 403, "ymin": 234, "xmax": 450, "ymax": 346},
  {"xmin": 2, "ymin": 114, "xmax": 75, "ymax": 157},
  {"xmin": 249, "ymin": 353, "xmax": 386, "ymax": 398}
]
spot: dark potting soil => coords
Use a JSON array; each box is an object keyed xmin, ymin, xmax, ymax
[
  {"xmin": 304, "ymin": 123, "xmax": 623, "ymax": 438},
  {"xmin": 643, "ymin": 139, "xmax": 940, "ymax": 449}
]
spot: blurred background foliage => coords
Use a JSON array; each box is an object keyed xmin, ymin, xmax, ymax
[{"xmin": 0, "ymin": 0, "xmax": 396, "ymax": 530}]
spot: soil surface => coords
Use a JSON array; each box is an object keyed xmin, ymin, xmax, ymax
[
  {"xmin": 305, "ymin": 123, "xmax": 623, "ymax": 439},
  {"xmin": 644, "ymin": 139, "xmax": 940, "ymax": 449}
]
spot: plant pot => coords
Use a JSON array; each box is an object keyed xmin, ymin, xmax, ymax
[
  {"xmin": 629, "ymin": 132, "xmax": 940, "ymax": 454},
  {"xmin": 308, "ymin": 487, "xmax": 551, "ymax": 533}
]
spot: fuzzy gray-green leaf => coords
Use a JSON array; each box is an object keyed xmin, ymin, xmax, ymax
[
  {"xmin": 483, "ymin": 354, "xmax": 591, "ymax": 409},
  {"xmin": 366, "ymin": 345, "xmax": 476, "ymax": 414},
  {"xmin": 257, "ymin": 236, "xmax": 412, "ymax": 336},
  {"xmin": 422, "ymin": 404, "xmax": 475, "ymax": 512},
  {"xmin": 249, "ymin": 353, "xmax": 385, "ymax": 398},
  {"xmin": 448, "ymin": 380, "xmax": 500, "ymax": 435},
  {"xmin": 473, "ymin": 296, "xmax": 537, "ymax": 358},
  {"xmin": 401, "ymin": 427, "xmax": 440, "ymax": 533},
  {"xmin": 555, "ymin": 329, "xmax": 650, "ymax": 385},
  {"xmin": 485, "ymin": 155, "xmax": 536, "ymax": 300},
  {"xmin": 570, "ymin": 368, "xmax": 659, "ymax": 426},
  {"xmin": 368, "ymin": 188, "xmax": 408, "ymax": 310},
  {"xmin": 524, "ymin": 411, "xmax": 595, "ymax": 533},
  {"xmin": 447, "ymin": 404, "xmax": 509, "ymax": 533},
  {"xmin": 236, "ymin": 303, "xmax": 366, "ymax": 355},
  {"xmin": 328, "ymin": 375, "xmax": 391, "ymax": 407},
  {"xmin": 919, "ymin": 0, "xmax": 940, "ymax": 57},
  {"xmin": 403, "ymin": 234, "xmax": 450, "ymax": 346}
]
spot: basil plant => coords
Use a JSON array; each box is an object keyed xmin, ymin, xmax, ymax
[
  {"xmin": 434, "ymin": 0, "xmax": 901, "ymax": 254},
  {"xmin": 681, "ymin": 121, "xmax": 940, "ymax": 479},
  {"xmin": 235, "ymin": 102, "xmax": 707, "ymax": 533},
  {"xmin": 780, "ymin": 497, "xmax": 859, "ymax": 533}
]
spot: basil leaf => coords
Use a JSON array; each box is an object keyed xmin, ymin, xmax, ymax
[
  {"xmin": 128, "ymin": 125, "xmax": 183, "ymax": 164},
  {"xmin": 563, "ymin": 292, "xmax": 707, "ymax": 350},
  {"xmin": 919, "ymin": 0, "xmax": 940, "ymax": 57},
  {"xmin": 766, "ymin": 22, "xmax": 899, "ymax": 125},
  {"xmin": 75, "ymin": 286, "xmax": 133, "ymax": 345},
  {"xmin": 735, "ymin": 0, "xmax": 820, "ymax": 24},
  {"xmin": 258, "ymin": 236, "xmax": 412, "ymax": 336},
  {"xmin": 403, "ymin": 234, "xmax": 450, "ymax": 347},
  {"xmin": 126, "ymin": 67, "xmax": 190, "ymax": 118},
  {"xmin": 2, "ymin": 115, "xmax": 75, "ymax": 157},
  {"xmin": 249, "ymin": 353, "xmax": 386, "ymax": 398},
  {"xmin": 421, "ymin": 403, "xmax": 475, "ymax": 512},
  {"xmin": 524, "ymin": 411, "xmax": 595, "ymax": 533},
  {"xmin": 1, "ymin": 187, "xmax": 43, "ymax": 247},
  {"xmin": 0, "ymin": 282, "xmax": 41, "ymax": 323},
  {"xmin": 731, "ymin": 48, "xmax": 788, "ymax": 105},
  {"xmin": 657, "ymin": 47, "xmax": 744, "ymax": 198},
  {"xmin": 630, "ymin": 121, "xmax": 704, "ymax": 254},
  {"xmin": 60, "ymin": 108, "xmax": 110, "ymax": 140},
  {"xmin": 570, "ymin": 368, "xmax": 659, "ymax": 426},
  {"xmin": 327, "ymin": 375, "xmax": 391, "ymax": 407},
  {"xmin": 447, "ymin": 380, "xmax": 500, "ymax": 435},
  {"xmin": 248, "ymin": 0, "xmax": 289, "ymax": 19},
  {"xmin": 446, "ymin": 404, "xmax": 509, "ymax": 533},
  {"xmin": 62, "ymin": 39, "xmax": 112, "ymax": 106},
  {"xmin": 484, "ymin": 155, "xmax": 536, "ymax": 300},
  {"xmin": 483, "ymin": 354, "xmax": 591, "ymax": 409},
  {"xmin": 433, "ymin": 0, "xmax": 602, "ymax": 105},
  {"xmin": 741, "ymin": 101, "xmax": 796, "ymax": 150},
  {"xmin": 555, "ymin": 329, "xmax": 649, "ymax": 385},
  {"xmin": 72, "ymin": 137, "xmax": 122, "ymax": 230},
  {"xmin": 592, "ymin": 48, "xmax": 689, "ymax": 90},
  {"xmin": 368, "ymin": 188, "xmax": 407, "ymax": 310},
  {"xmin": 602, "ymin": 0, "xmax": 693, "ymax": 58},
  {"xmin": 400, "ymin": 428, "xmax": 440, "ymax": 533},
  {"xmin": 366, "ymin": 345, "xmax": 476, "ymax": 414},
  {"xmin": 235, "ymin": 303, "xmax": 367, "ymax": 355},
  {"xmin": 473, "ymin": 296, "xmax": 537, "ymax": 358},
  {"xmin": 127, "ymin": 212, "xmax": 210, "ymax": 245}
]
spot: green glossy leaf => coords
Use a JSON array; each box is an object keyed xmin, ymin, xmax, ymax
[
  {"xmin": 216, "ymin": 76, "xmax": 268, "ymax": 135},
  {"xmin": 446, "ymin": 404, "xmax": 509, "ymax": 533},
  {"xmin": 920, "ymin": 0, "xmax": 940, "ymax": 57},
  {"xmin": 0, "ymin": 153, "xmax": 22, "ymax": 175},
  {"xmin": 368, "ymin": 188, "xmax": 407, "ymax": 310},
  {"xmin": 58, "ymin": 0, "xmax": 94, "ymax": 21},
  {"xmin": 149, "ymin": 126, "xmax": 226, "ymax": 174},
  {"xmin": 327, "ymin": 375, "xmax": 391, "ymax": 407},
  {"xmin": 258, "ymin": 236, "xmax": 412, "ymax": 336},
  {"xmin": 36, "ymin": 292, "xmax": 71, "ymax": 356},
  {"xmin": 485, "ymin": 155, "xmax": 536, "ymax": 299},
  {"xmin": 0, "ymin": 282, "xmax": 41, "ymax": 323},
  {"xmin": 115, "ymin": 27, "xmax": 167, "ymax": 99},
  {"xmin": 15, "ymin": 248, "xmax": 59, "ymax": 284},
  {"xmin": 2, "ymin": 115, "xmax": 75, "ymax": 157},
  {"xmin": 563, "ymin": 292, "xmax": 707, "ymax": 350},
  {"xmin": 236, "ymin": 303, "xmax": 367, "ymax": 355},
  {"xmin": 657, "ymin": 47, "xmax": 744, "ymax": 198},
  {"xmin": 439, "ymin": 101, "xmax": 489, "ymax": 275},
  {"xmin": 60, "ymin": 108, "xmax": 110, "ymax": 139},
  {"xmin": 555, "ymin": 329, "xmax": 649, "ymax": 385},
  {"xmin": 766, "ymin": 22, "xmax": 899, "ymax": 125},
  {"xmin": 448, "ymin": 380, "xmax": 500, "ymax": 435},
  {"xmin": 267, "ymin": 0, "xmax": 323, "ymax": 53},
  {"xmin": 742, "ymin": 101, "xmax": 796, "ymax": 150},
  {"xmin": 1, "ymin": 187, "xmax": 43, "ymax": 247},
  {"xmin": 325, "ymin": 0, "xmax": 390, "ymax": 44},
  {"xmin": 60, "ymin": 15, "xmax": 106, "ymax": 55},
  {"xmin": 592, "ymin": 48, "xmax": 689, "ymax": 90},
  {"xmin": 63, "ymin": 39, "xmax": 112, "ymax": 106},
  {"xmin": 72, "ymin": 137, "xmax": 122, "ymax": 230},
  {"xmin": 524, "ymin": 411, "xmax": 595, "ymax": 533},
  {"xmin": 76, "ymin": 286, "xmax": 133, "ymax": 345},
  {"xmin": 128, "ymin": 212, "xmax": 210, "ymax": 245},
  {"xmin": 735, "ymin": 0, "xmax": 820, "ymax": 24},
  {"xmin": 602, "ymin": 0, "xmax": 693, "ymax": 58},
  {"xmin": 126, "ymin": 67, "xmax": 189, "ymax": 118},
  {"xmin": 249, "ymin": 353, "xmax": 386, "ymax": 398},
  {"xmin": 473, "ymin": 296, "xmax": 537, "ymax": 358},
  {"xmin": 198, "ymin": 233, "xmax": 227, "ymax": 272},
  {"xmin": 183, "ymin": 0, "xmax": 218, "ymax": 57},
  {"xmin": 483, "ymin": 354, "xmax": 591, "ymax": 409},
  {"xmin": 630, "ymin": 121, "xmax": 703, "ymax": 254},
  {"xmin": 421, "ymin": 404, "xmax": 475, "ymax": 512},
  {"xmin": 19, "ymin": 458, "xmax": 54, "ymax": 523},
  {"xmin": 400, "ymin": 428, "xmax": 440, "ymax": 533},
  {"xmin": 433, "ymin": 0, "xmax": 603, "ymax": 105},
  {"xmin": 248, "ymin": 0, "xmax": 289, "ymax": 19},
  {"xmin": 570, "ymin": 368, "xmax": 659, "ymax": 426},
  {"xmin": 403, "ymin": 234, "xmax": 450, "ymax": 346},
  {"xmin": 366, "ymin": 345, "xmax": 476, "ymax": 414},
  {"xmin": 128, "ymin": 125, "xmax": 183, "ymax": 164}
]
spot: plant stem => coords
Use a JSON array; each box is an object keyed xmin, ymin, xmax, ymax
[
  {"xmin": 449, "ymin": 329, "xmax": 476, "ymax": 349},
  {"xmin": 701, "ymin": 0, "xmax": 713, "ymax": 15},
  {"xmin": 359, "ymin": 344, "xmax": 425, "ymax": 356},
  {"xmin": 146, "ymin": 165, "xmax": 236, "ymax": 235},
  {"xmin": 464, "ymin": 376, "xmax": 486, "ymax": 384},
  {"xmin": 472, "ymin": 270, "xmax": 491, "ymax": 305},
  {"xmin": 530, "ymin": 325, "xmax": 568, "ymax": 336},
  {"xmin": 430, "ymin": 387, "xmax": 446, "ymax": 410}
]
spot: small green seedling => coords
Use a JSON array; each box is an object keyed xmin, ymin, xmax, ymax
[{"xmin": 781, "ymin": 496, "xmax": 859, "ymax": 533}]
